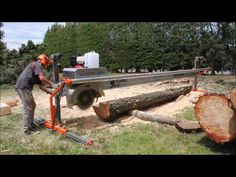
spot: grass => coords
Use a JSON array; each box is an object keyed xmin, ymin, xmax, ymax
[
  {"xmin": 0, "ymin": 114, "xmax": 94, "ymax": 154},
  {"xmin": 199, "ymin": 75, "xmax": 235, "ymax": 94},
  {"xmin": 96, "ymin": 124, "xmax": 213, "ymax": 154},
  {"xmin": 1, "ymin": 112, "xmax": 236, "ymax": 154},
  {"xmin": 174, "ymin": 107, "xmax": 196, "ymax": 121},
  {"xmin": 0, "ymin": 85, "xmax": 18, "ymax": 98},
  {"xmin": 0, "ymin": 84, "xmax": 13, "ymax": 89}
]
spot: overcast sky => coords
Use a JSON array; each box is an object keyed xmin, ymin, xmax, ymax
[{"xmin": 2, "ymin": 22, "xmax": 65, "ymax": 50}]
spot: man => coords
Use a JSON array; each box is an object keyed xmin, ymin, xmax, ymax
[{"xmin": 15, "ymin": 54, "xmax": 53, "ymax": 135}]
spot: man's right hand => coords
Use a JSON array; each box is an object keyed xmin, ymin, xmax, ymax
[
  {"xmin": 46, "ymin": 83, "xmax": 60, "ymax": 89},
  {"xmin": 51, "ymin": 83, "xmax": 61, "ymax": 89},
  {"xmin": 46, "ymin": 84, "xmax": 53, "ymax": 88},
  {"xmin": 46, "ymin": 90, "xmax": 52, "ymax": 95}
]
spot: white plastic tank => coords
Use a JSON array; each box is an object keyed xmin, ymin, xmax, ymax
[{"xmin": 84, "ymin": 51, "xmax": 99, "ymax": 68}]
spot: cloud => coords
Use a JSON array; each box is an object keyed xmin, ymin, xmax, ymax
[{"xmin": 2, "ymin": 22, "xmax": 65, "ymax": 50}]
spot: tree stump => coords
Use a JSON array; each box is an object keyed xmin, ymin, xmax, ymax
[{"xmin": 195, "ymin": 93, "xmax": 236, "ymax": 143}]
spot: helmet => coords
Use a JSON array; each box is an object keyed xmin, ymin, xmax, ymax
[{"xmin": 37, "ymin": 54, "xmax": 49, "ymax": 66}]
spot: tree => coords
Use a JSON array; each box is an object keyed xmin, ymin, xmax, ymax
[
  {"xmin": 0, "ymin": 40, "xmax": 43, "ymax": 85},
  {"xmin": 198, "ymin": 22, "xmax": 228, "ymax": 75},
  {"xmin": 42, "ymin": 22, "xmax": 235, "ymax": 75},
  {"xmin": 0, "ymin": 23, "xmax": 7, "ymax": 65}
]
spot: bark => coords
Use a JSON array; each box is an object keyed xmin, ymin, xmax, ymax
[{"xmin": 131, "ymin": 110, "xmax": 177, "ymax": 125}]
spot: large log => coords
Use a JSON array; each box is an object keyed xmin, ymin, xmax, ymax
[
  {"xmin": 93, "ymin": 86, "xmax": 192, "ymax": 122},
  {"xmin": 131, "ymin": 110, "xmax": 201, "ymax": 133},
  {"xmin": 195, "ymin": 93, "xmax": 236, "ymax": 143}
]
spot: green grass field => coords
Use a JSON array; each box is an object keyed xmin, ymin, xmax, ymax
[{"xmin": 1, "ymin": 110, "xmax": 236, "ymax": 155}]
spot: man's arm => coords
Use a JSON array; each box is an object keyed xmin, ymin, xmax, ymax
[
  {"xmin": 38, "ymin": 84, "xmax": 51, "ymax": 94},
  {"xmin": 38, "ymin": 74, "xmax": 53, "ymax": 88}
]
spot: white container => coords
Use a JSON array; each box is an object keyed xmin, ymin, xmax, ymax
[
  {"xmin": 76, "ymin": 56, "xmax": 84, "ymax": 64},
  {"xmin": 84, "ymin": 51, "xmax": 99, "ymax": 68}
]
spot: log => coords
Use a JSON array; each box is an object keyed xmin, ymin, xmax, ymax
[
  {"xmin": 131, "ymin": 110, "xmax": 201, "ymax": 133},
  {"xmin": 0, "ymin": 102, "xmax": 12, "ymax": 116},
  {"xmin": 175, "ymin": 121, "xmax": 202, "ymax": 133},
  {"xmin": 195, "ymin": 93, "xmax": 236, "ymax": 143},
  {"xmin": 131, "ymin": 110, "xmax": 177, "ymax": 125},
  {"xmin": 93, "ymin": 86, "xmax": 192, "ymax": 122},
  {"xmin": 2, "ymin": 99, "xmax": 19, "ymax": 107}
]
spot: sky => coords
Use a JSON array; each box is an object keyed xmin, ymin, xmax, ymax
[{"xmin": 2, "ymin": 22, "xmax": 65, "ymax": 50}]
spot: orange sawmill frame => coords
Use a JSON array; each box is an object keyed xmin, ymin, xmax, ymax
[{"xmin": 43, "ymin": 78, "xmax": 73, "ymax": 135}]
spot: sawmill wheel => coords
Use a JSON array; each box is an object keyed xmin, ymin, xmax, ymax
[{"xmin": 76, "ymin": 89, "xmax": 95, "ymax": 109}]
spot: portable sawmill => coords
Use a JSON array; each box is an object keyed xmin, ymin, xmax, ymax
[
  {"xmin": 62, "ymin": 52, "xmax": 209, "ymax": 110},
  {"xmin": 34, "ymin": 52, "xmax": 209, "ymax": 144}
]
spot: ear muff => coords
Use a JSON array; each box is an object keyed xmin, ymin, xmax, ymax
[
  {"xmin": 37, "ymin": 54, "xmax": 49, "ymax": 66},
  {"xmin": 40, "ymin": 57, "xmax": 48, "ymax": 65}
]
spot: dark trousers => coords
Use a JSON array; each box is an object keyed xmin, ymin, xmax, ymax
[{"xmin": 16, "ymin": 89, "xmax": 36, "ymax": 130}]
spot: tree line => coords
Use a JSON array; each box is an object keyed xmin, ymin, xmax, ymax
[{"xmin": 0, "ymin": 22, "xmax": 236, "ymax": 85}]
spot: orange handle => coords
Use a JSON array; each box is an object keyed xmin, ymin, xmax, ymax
[{"xmin": 63, "ymin": 78, "xmax": 73, "ymax": 85}]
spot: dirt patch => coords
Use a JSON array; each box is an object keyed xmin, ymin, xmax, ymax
[{"xmin": 63, "ymin": 115, "xmax": 107, "ymax": 129}]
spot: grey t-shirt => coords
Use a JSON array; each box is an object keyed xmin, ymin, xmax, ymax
[{"xmin": 15, "ymin": 60, "xmax": 43, "ymax": 90}]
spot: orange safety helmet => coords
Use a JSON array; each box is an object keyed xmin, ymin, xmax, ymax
[{"xmin": 37, "ymin": 54, "xmax": 50, "ymax": 66}]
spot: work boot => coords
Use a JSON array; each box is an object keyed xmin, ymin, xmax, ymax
[
  {"xmin": 24, "ymin": 128, "xmax": 32, "ymax": 135},
  {"xmin": 30, "ymin": 124, "xmax": 38, "ymax": 132},
  {"xmin": 24, "ymin": 128, "xmax": 40, "ymax": 135},
  {"xmin": 30, "ymin": 121, "xmax": 41, "ymax": 131}
]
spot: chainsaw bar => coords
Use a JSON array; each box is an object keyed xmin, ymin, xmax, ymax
[
  {"xmin": 33, "ymin": 117, "xmax": 93, "ymax": 145},
  {"xmin": 66, "ymin": 132, "xmax": 93, "ymax": 145}
]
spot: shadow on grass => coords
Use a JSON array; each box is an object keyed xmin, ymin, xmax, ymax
[{"xmin": 197, "ymin": 136, "xmax": 236, "ymax": 154}]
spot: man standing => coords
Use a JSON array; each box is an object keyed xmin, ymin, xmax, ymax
[{"xmin": 15, "ymin": 54, "xmax": 53, "ymax": 135}]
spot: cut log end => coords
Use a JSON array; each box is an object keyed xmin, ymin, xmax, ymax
[
  {"xmin": 195, "ymin": 93, "xmax": 236, "ymax": 143},
  {"xmin": 93, "ymin": 102, "xmax": 112, "ymax": 121}
]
